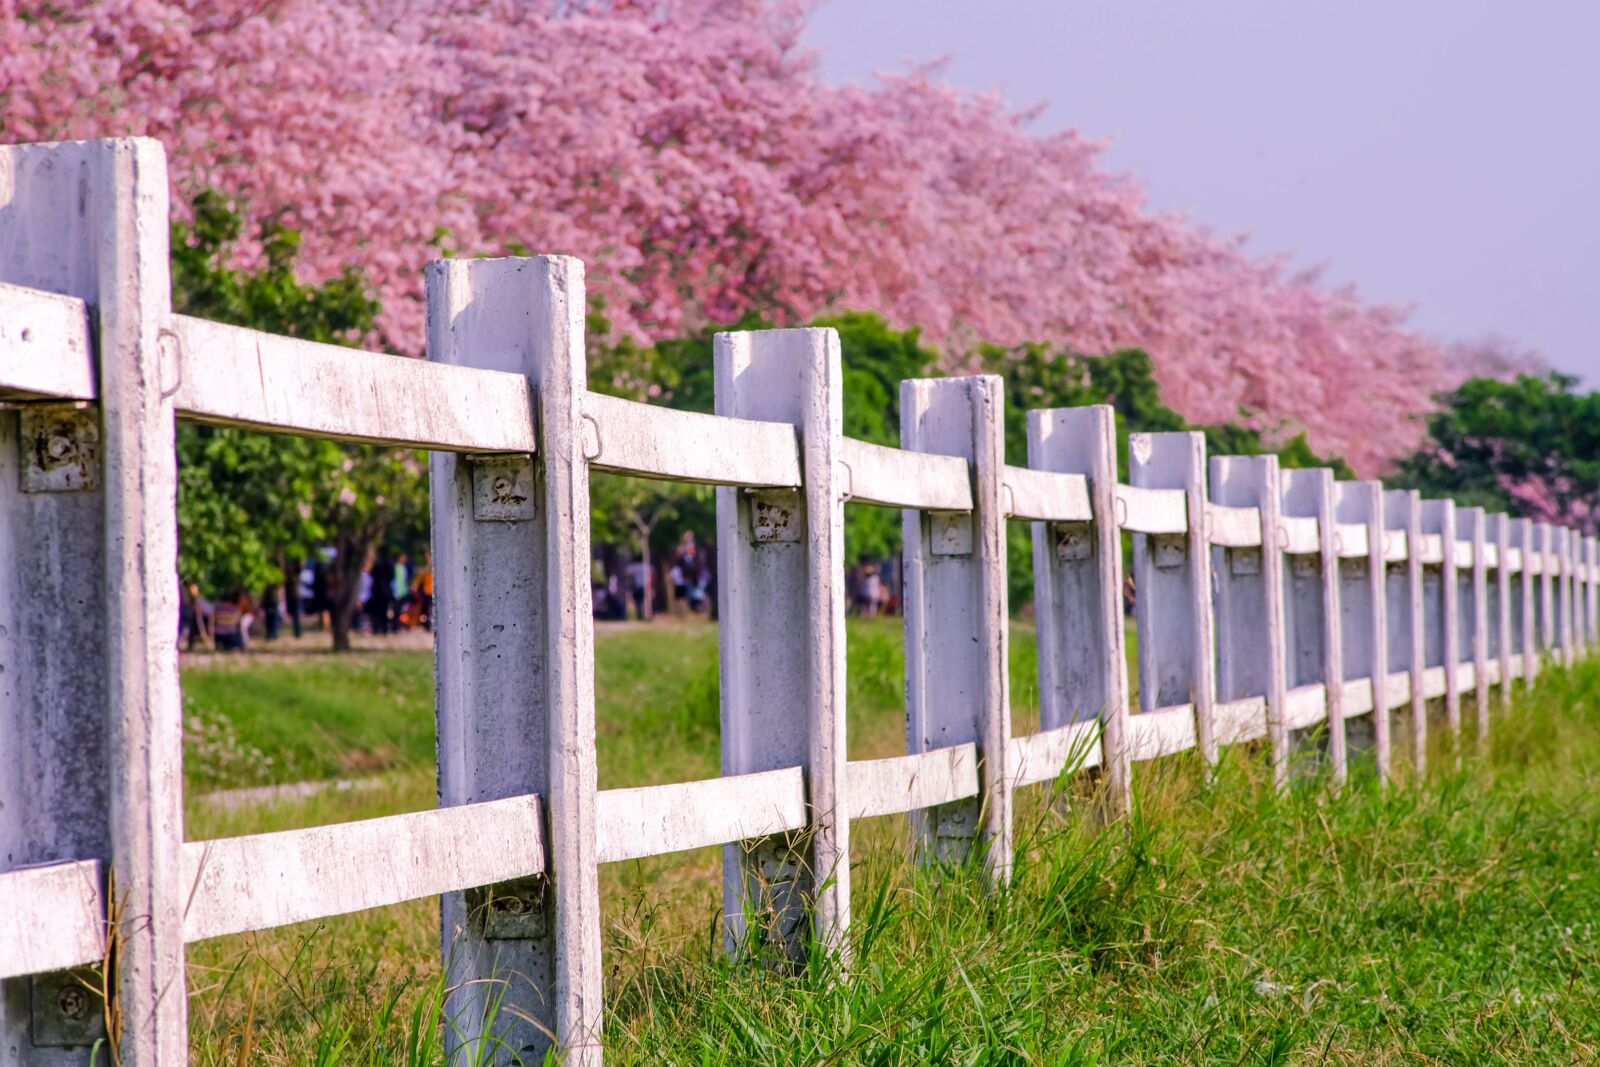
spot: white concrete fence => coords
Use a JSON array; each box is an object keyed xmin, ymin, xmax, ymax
[{"xmin": 0, "ymin": 137, "xmax": 1595, "ymax": 1064}]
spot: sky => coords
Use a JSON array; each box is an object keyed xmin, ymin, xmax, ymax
[{"xmin": 806, "ymin": 0, "xmax": 1600, "ymax": 384}]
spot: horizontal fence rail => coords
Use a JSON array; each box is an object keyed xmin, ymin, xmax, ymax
[
  {"xmin": 181, "ymin": 795, "xmax": 549, "ymax": 943},
  {"xmin": 584, "ymin": 390, "xmax": 802, "ymax": 487},
  {"xmin": 2, "ymin": 136, "xmax": 1596, "ymax": 1065},
  {"xmin": 839, "ymin": 435, "xmax": 973, "ymax": 510}
]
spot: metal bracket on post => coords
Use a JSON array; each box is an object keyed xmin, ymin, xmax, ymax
[
  {"xmin": 471, "ymin": 455, "xmax": 537, "ymax": 522},
  {"xmin": 748, "ymin": 489, "xmax": 803, "ymax": 544},
  {"xmin": 1229, "ymin": 547, "xmax": 1262, "ymax": 576},
  {"xmin": 1290, "ymin": 553, "xmax": 1319, "ymax": 579},
  {"xmin": 1150, "ymin": 533, "xmax": 1186, "ymax": 570},
  {"xmin": 19, "ymin": 404, "xmax": 99, "ymax": 493},
  {"xmin": 469, "ymin": 876, "xmax": 550, "ymax": 940},
  {"xmin": 28, "ymin": 970, "xmax": 107, "ymax": 1048},
  {"xmin": 1054, "ymin": 521, "xmax": 1093, "ymax": 562},
  {"xmin": 928, "ymin": 510, "xmax": 974, "ymax": 556}
]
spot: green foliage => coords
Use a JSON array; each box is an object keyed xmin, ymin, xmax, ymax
[
  {"xmin": 587, "ymin": 312, "xmax": 941, "ymax": 565},
  {"xmin": 172, "ymin": 192, "xmax": 427, "ymax": 645},
  {"xmin": 984, "ymin": 344, "xmax": 1354, "ymax": 606},
  {"xmin": 172, "ymin": 190, "xmax": 379, "ymax": 342},
  {"xmin": 589, "ymin": 321, "xmax": 1354, "ymax": 593},
  {"xmin": 1389, "ymin": 372, "xmax": 1600, "ymax": 521},
  {"xmin": 984, "ymin": 343, "xmax": 1354, "ymax": 482}
]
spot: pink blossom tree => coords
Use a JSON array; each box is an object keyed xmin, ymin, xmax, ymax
[{"xmin": 2, "ymin": 0, "xmax": 1472, "ymax": 472}]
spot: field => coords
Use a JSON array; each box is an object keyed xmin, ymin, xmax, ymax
[{"xmin": 182, "ymin": 620, "xmax": 1600, "ymax": 1064}]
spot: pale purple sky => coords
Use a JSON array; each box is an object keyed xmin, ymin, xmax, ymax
[{"xmin": 806, "ymin": 0, "xmax": 1600, "ymax": 384}]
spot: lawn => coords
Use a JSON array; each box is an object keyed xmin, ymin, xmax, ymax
[{"xmin": 182, "ymin": 621, "xmax": 1600, "ymax": 1064}]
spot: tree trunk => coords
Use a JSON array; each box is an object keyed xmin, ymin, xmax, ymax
[
  {"xmin": 329, "ymin": 535, "xmax": 369, "ymax": 652},
  {"xmin": 281, "ymin": 552, "xmax": 302, "ymax": 638}
]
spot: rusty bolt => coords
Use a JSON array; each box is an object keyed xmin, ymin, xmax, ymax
[
  {"xmin": 56, "ymin": 985, "xmax": 88, "ymax": 1021},
  {"xmin": 501, "ymin": 895, "xmax": 525, "ymax": 914},
  {"xmin": 46, "ymin": 435, "xmax": 74, "ymax": 462}
]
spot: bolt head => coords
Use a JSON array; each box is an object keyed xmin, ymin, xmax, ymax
[{"xmin": 56, "ymin": 985, "xmax": 88, "ymax": 1020}]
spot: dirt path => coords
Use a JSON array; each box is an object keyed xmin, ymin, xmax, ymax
[{"xmin": 180, "ymin": 617, "xmax": 718, "ymax": 669}]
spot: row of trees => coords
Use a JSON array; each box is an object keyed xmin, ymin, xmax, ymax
[
  {"xmin": 175, "ymin": 193, "xmax": 1599, "ymax": 650},
  {"xmin": 1, "ymin": 0, "xmax": 1492, "ymax": 474}
]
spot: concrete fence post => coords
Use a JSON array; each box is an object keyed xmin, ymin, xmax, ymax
[
  {"xmin": 715, "ymin": 328, "xmax": 850, "ymax": 962},
  {"xmin": 900, "ymin": 376, "xmax": 1011, "ymax": 880},
  {"xmin": 427, "ymin": 255, "xmax": 603, "ymax": 1064},
  {"xmin": 1579, "ymin": 535, "xmax": 1592, "ymax": 654},
  {"xmin": 1537, "ymin": 522, "xmax": 1556, "ymax": 664},
  {"xmin": 1491, "ymin": 514, "xmax": 1513, "ymax": 704},
  {"xmin": 1210, "ymin": 455, "xmax": 1289, "ymax": 789},
  {"xmin": 1459, "ymin": 507, "xmax": 1489, "ymax": 749},
  {"xmin": 1335, "ymin": 482, "xmax": 1388, "ymax": 783},
  {"xmin": 1580, "ymin": 537, "xmax": 1593, "ymax": 655},
  {"xmin": 1515, "ymin": 519, "xmax": 1538, "ymax": 687},
  {"xmin": 0, "ymin": 138, "xmax": 186, "ymax": 1063},
  {"xmin": 1029, "ymin": 406, "xmax": 1130, "ymax": 818},
  {"xmin": 1281, "ymin": 469, "xmax": 1343, "ymax": 783},
  {"xmin": 1551, "ymin": 526, "xmax": 1566, "ymax": 666},
  {"xmin": 1383, "ymin": 490, "xmax": 1426, "ymax": 773},
  {"xmin": 1421, "ymin": 498, "xmax": 1459, "ymax": 752},
  {"xmin": 1128, "ymin": 432, "xmax": 1217, "ymax": 769},
  {"xmin": 1559, "ymin": 527, "xmax": 1576, "ymax": 667}
]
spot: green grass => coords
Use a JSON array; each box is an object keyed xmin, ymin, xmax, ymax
[
  {"xmin": 185, "ymin": 624, "xmax": 1600, "ymax": 1064},
  {"xmin": 183, "ymin": 619, "xmax": 1045, "ymax": 795}
]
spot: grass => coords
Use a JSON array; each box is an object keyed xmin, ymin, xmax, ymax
[{"xmin": 183, "ymin": 622, "xmax": 1600, "ymax": 1064}]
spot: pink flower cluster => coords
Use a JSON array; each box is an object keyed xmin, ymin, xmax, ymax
[{"xmin": 1, "ymin": 0, "xmax": 1473, "ymax": 472}]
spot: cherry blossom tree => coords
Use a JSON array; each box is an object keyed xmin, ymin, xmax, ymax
[{"xmin": 1, "ymin": 0, "xmax": 1474, "ymax": 472}]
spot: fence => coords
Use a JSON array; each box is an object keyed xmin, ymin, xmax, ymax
[{"xmin": 0, "ymin": 136, "xmax": 1594, "ymax": 1065}]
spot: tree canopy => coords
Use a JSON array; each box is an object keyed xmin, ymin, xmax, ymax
[
  {"xmin": 2, "ymin": 0, "xmax": 1472, "ymax": 473},
  {"xmin": 1389, "ymin": 373, "xmax": 1600, "ymax": 534},
  {"xmin": 172, "ymin": 191, "xmax": 427, "ymax": 649}
]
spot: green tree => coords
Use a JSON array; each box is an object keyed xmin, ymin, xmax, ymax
[
  {"xmin": 587, "ymin": 311, "xmax": 942, "ymax": 570},
  {"xmin": 172, "ymin": 192, "xmax": 429, "ymax": 650},
  {"xmin": 982, "ymin": 344, "xmax": 1354, "ymax": 606},
  {"xmin": 1389, "ymin": 373, "xmax": 1600, "ymax": 531}
]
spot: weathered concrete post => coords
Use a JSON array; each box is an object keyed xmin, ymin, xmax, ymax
[
  {"xmin": 1580, "ymin": 537, "xmax": 1593, "ymax": 655},
  {"xmin": 1335, "ymin": 482, "xmax": 1387, "ymax": 783},
  {"xmin": 1422, "ymin": 498, "xmax": 1459, "ymax": 750},
  {"xmin": 427, "ymin": 255, "xmax": 603, "ymax": 1064},
  {"xmin": 1129, "ymin": 432, "xmax": 1217, "ymax": 768},
  {"xmin": 1459, "ymin": 507, "xmax": 1489, "ymax": 750},
  {"xmin": 715, "ymin": 328, "xmax": 850, "ymax": 962},
  {"xmin": 1558, "ymin": 526, "xmax": 1576, "ymax": 667},
  {"xmin": 1515, "ymin": 518, "xmax": 1538, "ymax": 687},
  {"xmin": 0, "ymin": 138, "xmax": 186, "ymax": 1064},
  {"xmin": 1210, "ymin": 455, "xmax": 1289, "ymax": 789},
  {"xmin": 1384, "ymin": 490, "xmax": 1426, "ymax": 772},
  {"xmin": 1030, "ymin": 406, "xmax": 1130, "ymax": 818},
  {"xmin": 1281, "ymin": 468, "xmax": 1343, "ymax": 783},
  {"xmin": 1491, "ymin": 514, "xmax": 1513, "ymax": 704},
  {"xmin": 1537, "ymin": 522, "xmax": 1556, "ymax": 665},
  {"xmin": 900, "ymin": 376, "xmax": 1011, "ymax": 880}
]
